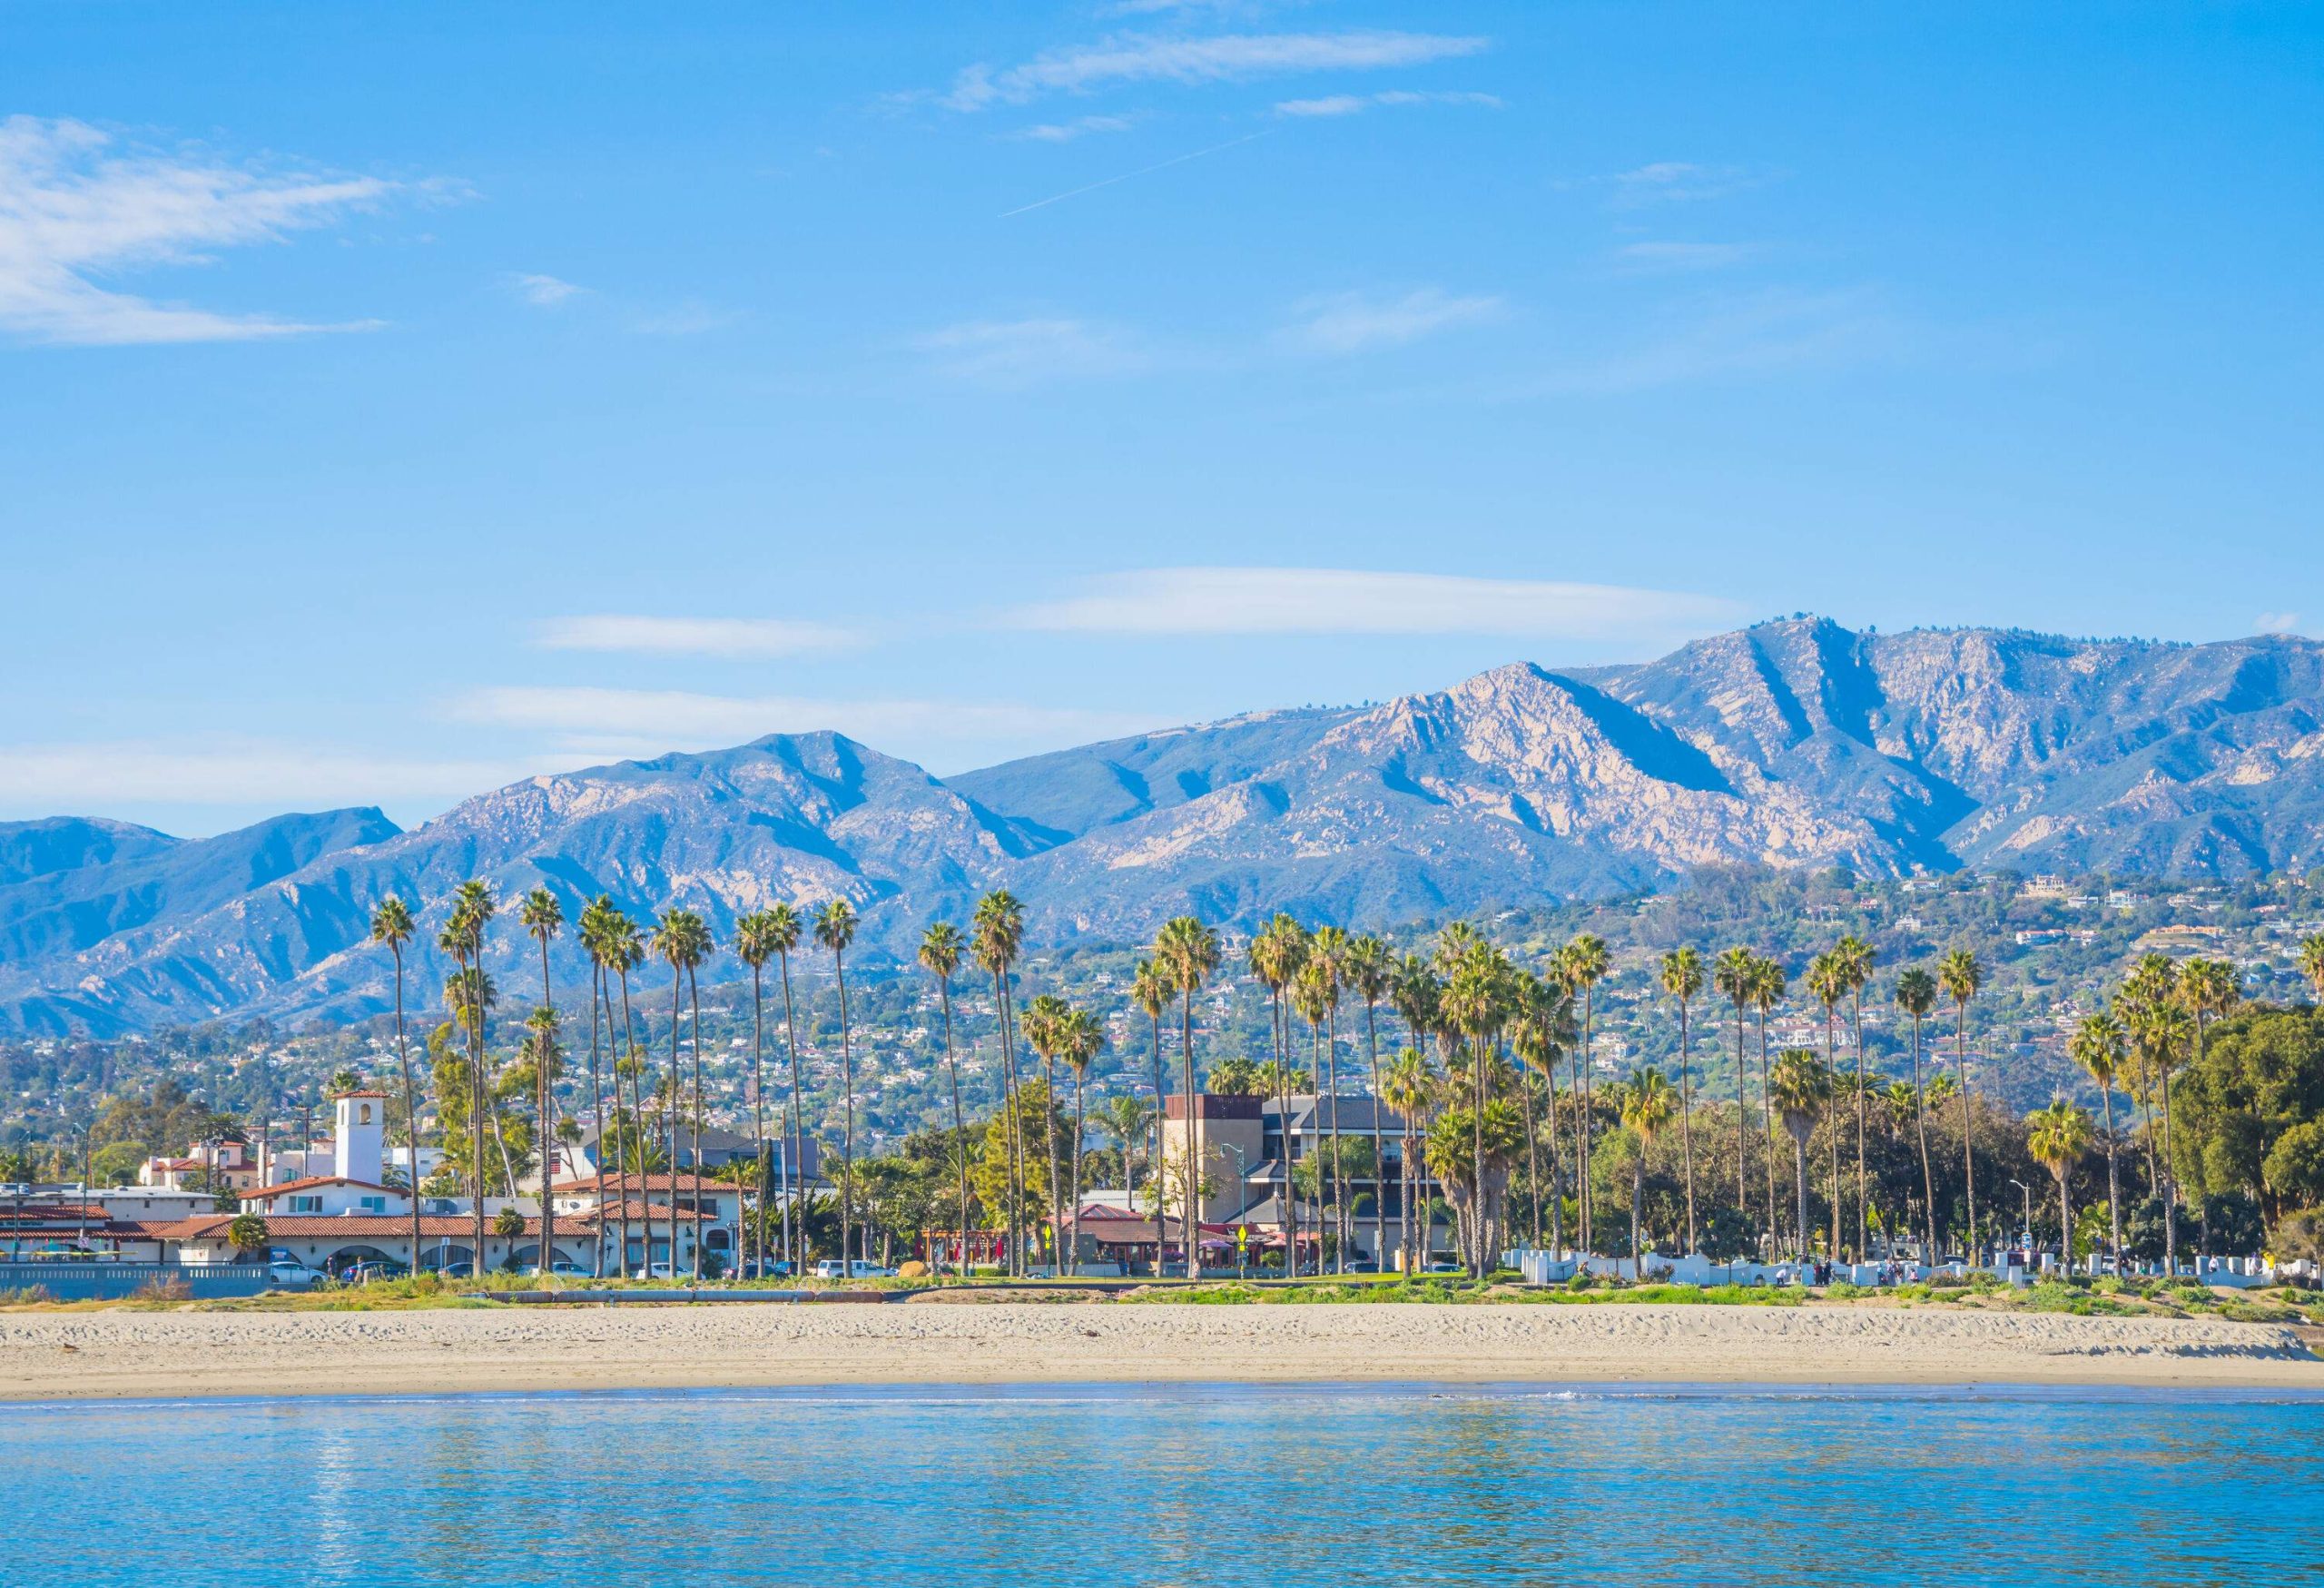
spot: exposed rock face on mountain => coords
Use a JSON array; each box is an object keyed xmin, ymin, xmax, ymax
[{"xmin": 5, "ymin": 618, "xmax": 2319, "ymax": 1034}]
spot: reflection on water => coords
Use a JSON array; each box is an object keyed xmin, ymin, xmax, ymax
[{"xmin": 5, "ymin": 1384, "xmax": 2320, "ymax": 1587}]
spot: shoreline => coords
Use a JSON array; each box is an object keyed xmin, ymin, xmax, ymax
[{"xmin": 5, "ymin": 1303, "xmax": 2319, "ymax": 1405}]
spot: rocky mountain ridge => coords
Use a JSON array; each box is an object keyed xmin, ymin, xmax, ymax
[{"xmin": 5, "ymin": 617, "xmax": 2319, "ymax": 1035}]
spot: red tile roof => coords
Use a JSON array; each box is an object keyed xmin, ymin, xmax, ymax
[{"xmin": 242, "ymin": 1176, "xmax": 398, "ymax": 1200}]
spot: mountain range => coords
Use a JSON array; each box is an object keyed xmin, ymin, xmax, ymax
[{"xmin": 5, "ymin": 616, "xmax": 2320, "ymax": 1037}]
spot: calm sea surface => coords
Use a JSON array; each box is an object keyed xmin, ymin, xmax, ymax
[{"xmin": 6, "ymin": 1382, "xmax": 2319, "ymax": 1586}]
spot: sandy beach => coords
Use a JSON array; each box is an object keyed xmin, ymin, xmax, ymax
[{"xmin": 3, "ymin": 1301, "xmax": 2318, "ymax": 1402}]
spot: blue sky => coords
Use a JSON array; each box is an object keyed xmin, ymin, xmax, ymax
[{"xmin": 5, "ymin": 3, "xmax": 2320, "ymax": 835}]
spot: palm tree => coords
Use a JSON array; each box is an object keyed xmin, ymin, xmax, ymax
[
  {"xmin": 1059, "ymin": 1005, "xmax": 1103, "ymax": 1277},
  {"xmin": 813, "ymin": 898, "xmax": 860, "ymax": 1269},
  {"xmin": 650, "ymin": 909, "xmax": 701, "ymax": 1278},
  {"xmin": 1389, "ymin": 956, "xmax": 1442, "ymax": 1271},
  {"xmin": 2179, "ymin": 956, "xmax": 2240, "ymax": 1258},
  {"xmin": 519, "ymin": 887, "xmax": 564, "ymax": 1267},
  {"xmin": 1379, "ymin": 1046, "xmax": 1435, "ymax": 1272},
  {"xmin": 1344, "ymin": 934, "xmax": 1393, "ymax": 1268},
  {"xmin": 1615, "ymin": 1067, "xmax": 1679, "ymax": 1278},
  {"xmin": 1247, "ymin": 915, "xmax": 1306, "ymax": 1273},
  {"xmin": 1768, "ymin": 1049, "xmax": 1832, "ymax": 1261},
  {"xmin": 1130, "ymin": 958, "xmax": 1173, "ymax": 1258},
  {"xmin": 368, "ymin": 896, "xmax": 422, "ymax": 1277},
  {"xmin": 973, "ymin": 891, "xmax": 1028, "ymax": 1275},
  {"xmin": 1440, "ymin": 945, "xmax": 1507, "ymax": 1276},
  {"xmin": 1097, "ymin": 1092, "xmax": 1157, "ymax": 1217},
  {"xmin": 1748, "ymin": 954, "xmax": 1787, "ymax": 1247},
  {"xmin": 1836, "ymin": 933, "xmax": 1877, "ymax": 1262},
  {"xmin": 1806, "ymin": 951, "xmax": 1847, "ymax": 1263},
  {"xmin": 2069, "ymin": 1011, "xmax": 2129, "ymax": 1276},
  {"xmin": 447, "ymin": 880, "xmax": 497, "ymax": 1266},
  {"xmin": 1936, "ymin": 947, "xmax": 1984, "ymax": 1258},
  {"xmin": 606, "ymin": 912, "xmax": 647, "ymax": 1272},
  {"xmin": 761, "ymin": 902, "xmax": 806, "ymax": 1270},
  {"xmin": 1659, "ymin": 948, "xmax": 1705, "ymax": 1254},
  {"xmin": 1306, "ymin": 925, "xmax": 1351, "ymax": 1271},
  {"xmin": 577, "ymin": 895, "xmax": 623, "ymax": 1277},
  {"xmin": 1157, "ymin": 914, "xmax": 1222, "ymax": 1279},
  {"xmin": 2026, "ymin": 1100, "xmax": 2093, "ymax": 1272},
  {"xmin": 2124, "ymin": 965, "xmax": 2192, "ymax": 1275},
  {"xmin": 1292, "ymin": 959, "xmax": 1334, "ymax": 1273},
  {"xmin": 2300, "ymin": 934, "xmax": 2324, "ymax": 1002},
  {"xmin": 735, "ymin": 910, "xmax": 778, "ymax": 1278},
  {"xmin": 1713, "ymin": 946, "xmax": 1756, "ymax": 1227},
  {"xmin": 1022, "ymin": 991, "xmax": 1070, "ymax": 1266},
  {"xmin": 918, "ymin": 922, "xmax": 973, "ymax": 1276},
  {"xmin": 1559, "ymin": 933, "xmax": 1610, "ymax": 1251},
  {"xmin": 1893, "ymin": 967, "xmax": 1941, "ymax": 1260},
  {"xmin": 1509, "ymin": 975, "xmax": 1564, "ymax": 1253},
  {"xmin": 521, "ymin": 1004, "xmax": 562, "ymax": 1266}
]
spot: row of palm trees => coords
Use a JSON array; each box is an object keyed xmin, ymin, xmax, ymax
[{"xmin": 358, "ymin": 873, "xmax": 2324, "ymax": 1285}]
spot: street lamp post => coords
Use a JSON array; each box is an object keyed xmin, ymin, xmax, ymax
[{"xmin": 2007, "ymin": 1179, "xmax": 2034, "ymax": 1268}]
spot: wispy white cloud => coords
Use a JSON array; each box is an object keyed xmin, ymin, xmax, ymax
[
  {"xmin": 1605, "ymin": 161, "xmax": 1760, "ymax": 206},
  {"xmin": 452, "ymin": 686, "xmax": 1161, "ymax": 752},
  {"xmin": 999, "ymin": 130, "xmax": 1272, "ymax": 218},
  {"xmin": 1542, "ymin": 288, "xmax": 1915, "ymax": 392},
  {"xmin": 507, "ymin": 271, "xmax": 586, "ymax": 307},
  {"xmin": 2256, "ymin": 611, "xmax": 2304, "ymax": 636},
  {"xmin": 0, "ymin": 115, "xmax": 398, "ymax": 346},
  {"xmin": 533, "ymin": 616, "xmax": 863, "ymax": 659},
  {"xmin": 1007, "ymin": 568, "xmax": 1739, "ymax": 640},
  {"xmin": 1610, "ymin": 241, "xmax": 1762, "ymax": 274},
  {"xmin": 0, "ymin": 740, "xmax": 556, "ymax": 813},
  {"xmin": 1008, "ymin": 114, "xmax": 1138, "ymax": 143},
  {"xmin": 940, "ymin": 30, "xmax": 1488, "ymax": 111},
  {"xmin": 1275, "ymin": 88, "xmax": 1501, "ymax": 117},
  {"xmin": 913, "ymin": 316, "xmax": 1144, "ymax": 386},
  {"xmin": 1281, "ymin": 288, "xmax": 1504, "ymax": 354}
]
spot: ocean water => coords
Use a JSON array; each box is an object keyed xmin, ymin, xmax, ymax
[{"xmin": 6, "ymin": 1382, "xmax": 2319, "ymax": 1586}]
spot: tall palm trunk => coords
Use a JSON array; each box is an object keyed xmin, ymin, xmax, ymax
[
  {"xmin": 834, "ymin": 944, "xmax": 855, "ymax": 1271},
  {"xmin": 2099, "ymin": 1087, "xmax": 2122, "ymax": 1277},
  {"xmin": 994, "ymin": 966, "xmax": 1024, "ymax": 1276},
  {"xmin": 777, "ymin": 951, "xmax": 804, "ymax": 1271},
  {"xmin": 1568, "ymin": 1039, "xmax": 1587, "ymax": 1253},
  {"xmin": 1324, "ymin": 1004, "xmax": 1344, "ymax": 1274},
  {"xmin": 1039, "ymin": 1041, "xmax": 1063, "ymax": 1274},
  {"xmin": 939, "ymin": 979, "xmax": 970, "ymax": 1277},
  {"xmin": 2055, "ymin": 1169, "xmax": 2073, "ymax": 1276},
  {"xmin": 1757, "ymin": 1012, "xmax": 1777, "ymax": 1251},
  {"xmin": 1791, "ymin": 1132, "xmax": 1812, "ymax": 1262},
  {"xmin": 391, "ymin": 944, "xmax": 422, "ymax": 1280},
  {"xmin": 1823, "ymin": 1005, "xmax": 1842, "ymax": 1262},
  {"xmin": 586, "ymin": 964, "xmax": 607, "ymax": 1277},
  {"xmin": 537, "ymin": 933, "xmax": 556, "ymax": 1277},
  {"xmin": 687, "ymin": 963, "xmax": 704, "ymax": 1283},
  {"xmin": 1676, "ymin": 996, "xmax": 1697, "ymax": 1254},
  {"xmin": 1520, "ymin": 1075, "xmax": 1541, "ymax": 1248},
  {"xmin": 615, "ymin": 966, "xmax": 640, "ymax": 1273},
  {"xmin": 1470, "ymin": 1044, "xmax": 1486, "ymax": 1277},
  {"xmin": 749, "ymin": 962, "xmax": 767, "ymax": 1280},
  {"xmin": 1180, "ymin": 989, "xmax": 1204, "ymax": 1280},
  {"xmin": 2160, "ymin": 1048, "xmax": 2179, "ymax": 1276},
  {"xmin": 1578, "ymin": 984, "xmax": 1595, "ymax": 1251},
  {"xmin": 1850, "ymin": 990, "xmax": 1868, "ymax": 1263},
  {"xmin": 1731, "ymin": 1001, "xmax": 1749, "ymax": 1221},
  {"xmin": 1908, "ymin": 1016, "xmax": 1936, "ymax": 1262},
  {"xmin": 466, "ymin": 947, "xmax": 487, "ymax": 1274},
  {"xmin": 1068, "ymin": 1073, "xmax": 1086, "ymax": 1278},
  {"xmin": 1630, "ymin": 1158, "xmax": 1645, "ymax": 1280},
  {"xmin": 1146, "ymin": 1008, "xmax": 1167, "ymax": 1273},
  {"xmin": 1364, "ymin": 1001, "xmax": 1384, "ymax": 1270},
  {"xmin": 1957, "ymin": 1005, "xmax": 1977, "ymax": 1261},
  {"xmin": 665, "ymin": 967, "xmax": 684, "ymax": 1276}
]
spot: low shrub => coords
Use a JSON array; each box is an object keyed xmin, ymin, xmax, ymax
[
  {"xmin": 0, "ymin": 1284, "xmax": 57, "ymax": 1305},
  {"xmin": 131, "ymin": 1275, "xmax": 192, "ymax": 1302}
]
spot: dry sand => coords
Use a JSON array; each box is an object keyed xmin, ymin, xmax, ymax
[{"xmin": 3, "ymin": 1301, "xmax": 2319, "ymax": 1403}]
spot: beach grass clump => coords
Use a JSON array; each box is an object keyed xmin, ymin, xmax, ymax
[
  {"xmin": 0, "ymin": 1283, "xmax": 57, "ymax": 1305},
  {"xmin": 2021, "ymin": 1279, "xmax": 2135, "ymax": 1317}
]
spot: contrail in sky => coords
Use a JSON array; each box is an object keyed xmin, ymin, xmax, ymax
[{"xmin": 999, "ymin": 131, "xmax": 1275, "ymax": 218}]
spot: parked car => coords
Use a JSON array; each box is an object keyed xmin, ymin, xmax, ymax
[
  {"xmin": 1346, "ymin": 1260, "xmax": 1382, "ymax": 1274},
  {"xmin": 812, "ymin": 1258, "xmax": 894, "ymax": 1279},
  {"xmin": 340, "ymin": 1260, "xmax": 408, "ymax": 1285},
  {"xmin": 524, "ymin": 1261, "xmax": 587, "ymax": 1277},
  {"xmin": 265, "ymin": 1257, "xmax": 320, "ymax": 1289}
]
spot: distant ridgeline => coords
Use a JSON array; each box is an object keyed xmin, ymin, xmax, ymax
[
  {"xmin": 5, "ymin": 616, "xmax": 2324, "ymax": 1041},
  {"xmin": 4, "ymin": 864, "xmax": 2319, "ymax": 1162}
]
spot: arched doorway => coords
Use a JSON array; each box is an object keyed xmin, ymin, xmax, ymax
[{"xmin": 322, "ymin": 1245, "xmax": 399, "ymax": 1277}]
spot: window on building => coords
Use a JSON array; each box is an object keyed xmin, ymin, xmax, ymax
[{"xmin": 289, "ymin": 1195, "xmax": 322, "ymax": 1213}]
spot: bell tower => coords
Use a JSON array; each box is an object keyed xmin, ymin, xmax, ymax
[{"xmin": 335, "ymin": 1090, "xmax": 387, "ymax": 1183}]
